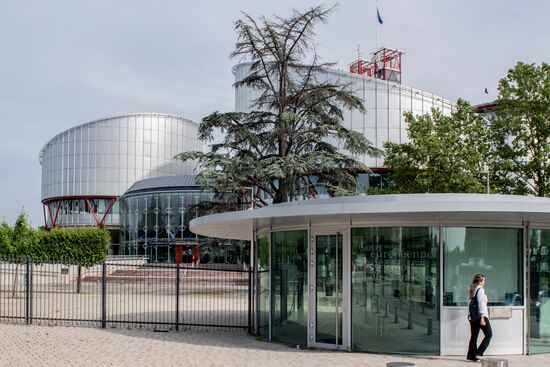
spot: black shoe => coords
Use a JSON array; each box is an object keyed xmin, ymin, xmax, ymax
[{"xmin": 467, "ymin": 357, "xmax": 481, "ymax": 363}]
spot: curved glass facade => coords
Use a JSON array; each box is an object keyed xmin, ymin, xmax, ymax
[
  {"xmin": 120, "ymin": 174, "xmax": 250, "ymax": 263},
  {"xmin": 257, "ymin": 226, "xmax": 440, "ymax": 352},
  {"xmin": 120, "ymin": 190, "xmax": 214, "ymax": 263},
  {"xmin": 255, "ymin": 224, "xmax": 529, "ymax": 355},
  {"xmin": 120, "ymin": 188, "xmax": 248, "ymax": 264}
]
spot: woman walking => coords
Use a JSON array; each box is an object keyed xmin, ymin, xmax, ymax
[{"xmin": 467, "ymin": 274, "xmax": 492, "ymax": 362}]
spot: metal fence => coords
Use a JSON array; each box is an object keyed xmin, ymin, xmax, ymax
[{"xmin": 0, "ymin": 257, "xmax": 252, "ymax": 332}]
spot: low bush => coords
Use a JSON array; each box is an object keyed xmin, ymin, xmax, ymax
[{"xmin": 0, "ymin": 211, "xmax": 110, "ymax": 264}]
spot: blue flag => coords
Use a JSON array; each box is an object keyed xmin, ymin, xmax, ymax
[{"xmin": 377, "ymin": 7, "xmax": 383, "ymax": 24}]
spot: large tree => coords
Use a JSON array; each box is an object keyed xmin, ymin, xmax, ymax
[
  {"xmin": 489, "ymin": 62, "xmax": 550, "ymax": 197},
  {"xmin": 175, "ymin": 6, "xmax": 378, "ymax": 207},
  {"xmin": 383, "ymin": 99, "xmax": 490, "ymax": 193}
]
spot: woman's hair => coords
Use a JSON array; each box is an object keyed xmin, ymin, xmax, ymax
[{"xmin": 469, "ymin": 273, "xmax": 485, "ymax": 299}]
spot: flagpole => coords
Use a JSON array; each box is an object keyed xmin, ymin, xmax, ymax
[{"xmin": 376, "ymin": 0, "xmax": 379, "ymax": 51}]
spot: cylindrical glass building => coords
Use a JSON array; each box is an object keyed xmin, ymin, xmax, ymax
[
  {"xmin": 119, "ymin": 175, "xmax": 250, "ymax": 264},
  {"xmin": 119, "ymin": 175, "xmax": 210, "ymax": 263}
]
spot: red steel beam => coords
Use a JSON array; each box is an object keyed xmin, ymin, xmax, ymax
[
  {"xmin": 99, "ymin": 198, "xmax": 117, "ymax": 227},
  {"xmin": 53, "ymin": 200, "xmax": 61, "ymax": 227},
  {"xmin": 42, "ymin": 196, "xmax": 118, "ymax": 228},
  {"xmin": 47, "ymin": 202, "xmax": 55, "ymax": 227},
  {"xmin": 85, "ymin": 198, "xmax": 101, "ymax": 226}
]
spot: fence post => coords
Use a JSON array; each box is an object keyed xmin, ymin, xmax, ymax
[
  {"xmin": 29, "ymin": 261, "xmax": 33, "ymax": 324},
  {"xmin": 25, "ymin": 259, "xmax": 31, "ymax": 324},
  {"xmin": 394, "ymin": 306, "xmax": 400, "ymax": 324},
  {"xmin": 175, "ymin": 263, "xmax": 180, "ymax": 331},
  {"xmin": 101, "ymin": 262, "xmax": 107, "ymax": 329},
  {"xmin": 248, "ymin": 269, "xmax": 252, "ymax": 334}
]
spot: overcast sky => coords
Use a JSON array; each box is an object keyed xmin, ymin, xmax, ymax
[{"xmin": 0, "ymin": 0, "xmax": 548, "ymax": 227}]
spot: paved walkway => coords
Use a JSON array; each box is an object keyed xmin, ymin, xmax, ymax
[{"xmin": 0, "ymin": 324, "xmax": 548, "ymax": 367}]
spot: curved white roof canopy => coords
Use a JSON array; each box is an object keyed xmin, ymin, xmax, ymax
[{"xmin": 190, "ymin": 194, "xmax": 550, "ymax": 241}]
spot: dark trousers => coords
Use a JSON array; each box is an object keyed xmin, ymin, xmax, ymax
[{"xmin": 467, "ymin": 316, "xmax": 492, "ymax": 359}]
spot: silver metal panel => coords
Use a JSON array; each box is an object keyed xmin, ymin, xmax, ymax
[{"xmin": 440, "ymin": 307, "xmax": 523, "ymax": 355}]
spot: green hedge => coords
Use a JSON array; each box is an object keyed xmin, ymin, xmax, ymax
[
  {"xmin": 35, "ymin": 227, "xmax": 110, "ymax": 264},
  {"xmin": 0, "ymin": 213, "xmax": 110, "ymax": 264}
]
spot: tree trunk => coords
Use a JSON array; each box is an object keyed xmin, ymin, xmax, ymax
[
  {"xmin": 11, "ymin": 263, "xmax": 19, "ymax": 298},
  {"xmin": 275, "ymin": 177, "xmax": 289, "ymax": 204}
]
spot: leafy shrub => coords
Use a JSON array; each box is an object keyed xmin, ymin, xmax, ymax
[
  {"xmin": 0, "ymin": 211, "xmax": 110, "ymax": 264},
  {"xmin": 0, "ymin": 222, "xmax": 13, "ymax": 256},
  {"xmin": 36, "ymin": 227, "xmax": 110, "ymax": 264}
]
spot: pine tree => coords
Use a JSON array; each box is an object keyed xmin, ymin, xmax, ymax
[{"xmin": 176, "ymin": 6, "xmax": 379, "ymax": 207}]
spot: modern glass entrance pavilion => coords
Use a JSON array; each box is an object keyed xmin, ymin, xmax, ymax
[{"xmin": 190, "ymin": 194, "xmax": 550, "ymax": 355}]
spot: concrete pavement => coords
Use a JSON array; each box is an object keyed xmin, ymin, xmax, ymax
[{"xmin": 0, "ymin": 323, "xmax": 548, "ymax": 367}]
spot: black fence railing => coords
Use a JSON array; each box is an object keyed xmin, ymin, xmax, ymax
[{"xmin": 0, "ymin": 257, "xmax": 252, "ymax": 332}]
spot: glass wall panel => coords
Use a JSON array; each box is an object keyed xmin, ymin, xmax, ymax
[
  {"xmin": 351, "ymin": 227, "xmax": 440, "ymax": 354},
  {"xmin": 271, "ymin": 230, "xmax": 308, "ymax": 346},
  {"xmin": 120, "ymin": 190, "xmax": 246, "ymax": 264},
  {"xmin": 530, "ymin": 229, "xmax": 550, "ymax": 354},
  {"xmin": 443, "ymin": 227, "xmax": 522, "ymax": 306},
  {"xmin": 257, "ymin": 234, "xmax": 270, "ymax": 338},
  {"xmin": 315, "ymin": 234, "xmax": 343, "ymax": 344}
]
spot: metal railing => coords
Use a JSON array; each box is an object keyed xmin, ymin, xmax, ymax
[{"xmin": 0, "ymin": 257, "xmax": 252, "ymax": 332}]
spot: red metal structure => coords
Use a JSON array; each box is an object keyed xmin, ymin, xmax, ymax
[
  {"xmin": 349, "ymin": 47, "xmax": 403, "ymax": 84},
  {"xmin": 42, "ymin": 195, "xmax": 117, "ymax": 229},
  {"xmin": 475, "ymin": 101, "xmax": 497, "ymax": 113}
]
